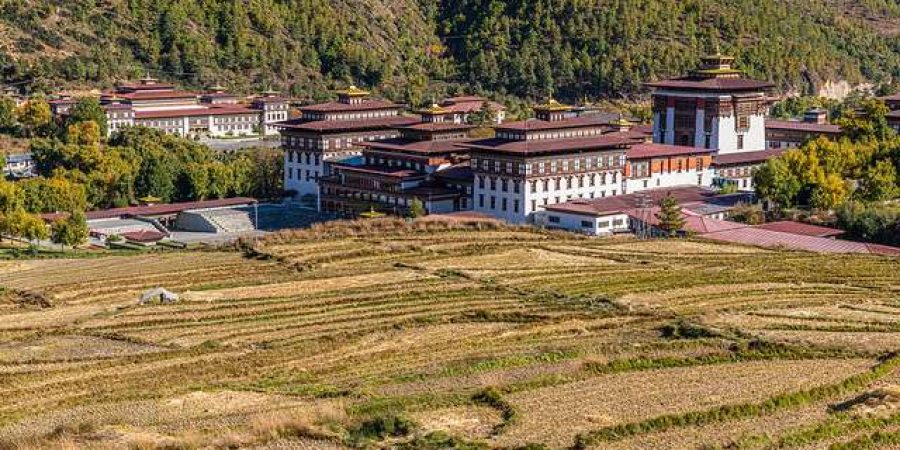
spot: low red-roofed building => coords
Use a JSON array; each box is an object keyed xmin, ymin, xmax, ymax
[
  {"xmin": 701, "ymin": 227, "xmax": 900, "ymax": 255},
  {"xmin": 535, "ymin": 185, "xmax": 753, "ymax": 235},
  {"xmin": 754, "ymin": 221, "xmax": 845, "ymax": 238},
  {"xmin": 765, "ymin": 109, "xmax": 843, "ymax": 150},
  {"xmin": 712, "ymin": 148, "xmax": 786, "ymax": 191},
  {"xmin": 439, "ymin": 96, "xmax": 506, "ymax": 124}
]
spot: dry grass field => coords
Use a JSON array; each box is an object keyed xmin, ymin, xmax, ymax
[{"xmin": 0, "ymin": 217, "xmax": 898, "ymax": 450}]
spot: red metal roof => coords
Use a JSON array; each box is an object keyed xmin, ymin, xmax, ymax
[
  {"xmin": 496, "ymin": 116, "xmax": 607, "ymax": 132},
  {"xmin": 277, "ymin": 116, "xmax": 418, "ymax": 132},
  {"xmin": 645, "ymin": 77, "xmax": 775, "ymax": 92},
  {"xmin": 754, "ymin": 221, "xmax": 845, "ymax": 238},
  {"xmin": 298, "ymin": 100, "xmax": 403, "ymax": 113},
  {"xmin": 626, "ymin": 208, "xmax": 748, "ymax": 234},
  {"xmin": 701, "ymin": 228, "xmax": 900, "ymax": 254},
  {"xmin": 458, "ymin": 132, "xmax": 641, "ymax": 156},
  {"xmin": 434, "ymin": 163, "xmax": 473, "ymax": 182},
  {"xmin": 106, "ymin": 90, "xmax": 198, "ymax": 101},
  {"xmin": 331, "ymin": 164, "xmax": 422, "ymax": 179},
  {"xmin": 627, "ymin": 143, "xmax": 715, "ymax": 159},
  {"xmin": 396, "ymin": 122, "xmax": 474, "ymax": 132},
  {"xmin": 440, "ymin": 97, "xmax": 505, "ymax": 113},
  {"xmin": 134, "ymin": 106, "xmax": 259, "ymax": 119},
  {"xmin": 544, "ymin": 186, "xmax": 722, "ymax": 216},
  {"xmin": 363, "ymin": 138, "xmax": 474, "ymax": 155},
  {"xmin": 713, "ymin": 148, "xmax": 786, "ymax": 166},
  {"xmin": 41, "ymin": 197, "xmax": 257, "ymax": 222},
  {"xmin": 765, "ymin": 120, "xmax": 842, "ymax": 134}
]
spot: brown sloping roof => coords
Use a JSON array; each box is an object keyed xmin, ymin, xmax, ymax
[
  {"xmin": 496, "ymin": 116, "xmax": 607, "ymax": 132},
  {"xmin": 627, "ymin": 143, "xmax": 715, "ymax": 159},
  {"xmin": 754, "ymin": 221, "xmax": 845, "ymax": 238},
  {"xmin": 41, "ymin": 197, "xmax": 257, "ymax": 221},
  {"xmin": 701, "ymin": 228, "xmax": 900, "ymax": 254},
  {"xmin": 713, "ymin": 149, "xmax": 786, "ymax": 166},
  {"xmin": 645, "ymin": 77, "xmax": 774, "ymax": 92},
  {"xmin": 134, "ymin": 106, "xmax": 259, "ymax": 119},
  {"xmin": 458, "ymin": 132, "xmax": 641, "ymax": 156},
  {"xmin": 440, "ymin": 97, "xmax": 506, "ymax": 113},
  {"xmin": 106, "ymin": 90, "xmax": 198, "ymax": 101},
  {"xmin": 276, "ymin": 116, "xmax": 418, "ymax": 132},
  {"xmin": 765, "ymin": 120, "xmax": 842, "ymax": 134},
  {"xmin": 363, "ymin": 138, "xmax": 474, "ymax": 155},
  {"xmin": 330, "ymin": 164, "xmax": 422, "ymax": 179},
  {"xmin": 543, "ymin": 186, "xmax": 721, "ymax": 216},
  {"xmin": 396, "ymin": 122, "xmax": 474, "ymax": 132},
  {"xmin": 626, "ymin": 207, "xmax": 748, "ymax": 234},
  {"xmin": 297, "ymin": 100, "xmax": 403, "ymax": 113},
  {"xmin": 434, "ymin": 163, "xmax": 473, "ymax": 182}
]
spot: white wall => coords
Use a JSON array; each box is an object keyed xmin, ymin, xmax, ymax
[
  {"xmin": 626, "ymin": 168, "xmax": 715, "ymax": 194},
  {"xmin": 716, "ymin": 114, "xmax": 766, "ymax": 154},
  {"xmin": 473, "ymin": 170, "xmax": 623, "ymax": 224},
  {"xmin": 533, "ymin": 211, "xmax": 630, "ymax": 235},
  {"xmin": 284, "ymin": 151, "xmax": 323, "ymax": 198}
]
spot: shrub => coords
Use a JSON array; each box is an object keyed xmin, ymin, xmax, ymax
[
  {"xmin": 660, "ymin": 319, "xmax": 720, "ymax": 339},
  {"xmin": 349, "ymin": 414, "xmax": 415, "ymax": 443}
]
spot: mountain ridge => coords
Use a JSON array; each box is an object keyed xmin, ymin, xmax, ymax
[{"xmin": 0, "ymin": 0, "xmax": 898, "ymax": 103}]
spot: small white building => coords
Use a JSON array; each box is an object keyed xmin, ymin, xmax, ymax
[{"xmin": 535, "ymin": 185, "xmax": 753, "ymax": 236}]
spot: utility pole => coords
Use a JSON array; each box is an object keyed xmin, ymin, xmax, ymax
[{"xmin": 635, "ymin": 192, "xmax": 653, "ymax": 239}]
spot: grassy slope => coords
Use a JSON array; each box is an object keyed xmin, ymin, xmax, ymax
[{"xmin": 0, "ymin": 219, "xmax": 898, "ymax": 448}]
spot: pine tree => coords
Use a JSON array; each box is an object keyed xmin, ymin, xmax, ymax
[{"xmin": 655, "ymin": 193, "xmax": 686, "ymax": 237}]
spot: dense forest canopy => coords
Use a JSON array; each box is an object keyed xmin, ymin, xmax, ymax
[{"xmin": 0, "ymin": 0, "xmax": 899, "ymax": 104}]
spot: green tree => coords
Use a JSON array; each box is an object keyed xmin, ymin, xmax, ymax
[
  {"xmin": 408, "ymin": 197, "xmax": 426, "ymax": 218},
  {"xmin": 810, "ymin": 173, "xmax": 849, "ymax": 211},
  {"xmin": 16, "ymin": 96, "xmax": 53, "ymax": 137},
  {"xmin": 19, "ymin": 177, "xmax": 88, "ymax": 214},
  {"xmin": 65, "ymin": 97, "xmax": 108, "ymax": 137},
  {"xmin": 50, "ymin": 210, "xmax": 89, "ymax": 249},
  {"xmin": 135, "ymin": 148, "xmax": 176, "ymax": 202},
  {"xmin": 66, "ymin": 121, "xmax": 102, "ymax": 146},
  {"xmin": 11, "ymin": 209, "xmax": 48, "ymax": 242},
  {"xmin": 0, "ymin": 96, "xmax": 18, "ymax": 133},
  {"xmin": 655, "ymin": 193, "xmax": 686, "ymax": 237},
  {"xmin": 859, "ymin": 159, "xmax": 898, "ymax": 202},
  {"xmin": 754, "ymin": 157, "xmax": 803, "ymax": 209},
  {"xmin": 0, "ymin": 180, "xmax": 23, "ymax": 214}
]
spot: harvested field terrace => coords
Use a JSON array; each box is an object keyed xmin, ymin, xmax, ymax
[{"xmin": 0, "ymin": 218, "xmax": 897, "ymax": 449}]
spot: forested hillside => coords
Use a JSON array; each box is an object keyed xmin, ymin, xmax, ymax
[{"xmin": 1, "ymin": 0, "xmax": 899, "ymax": 103}]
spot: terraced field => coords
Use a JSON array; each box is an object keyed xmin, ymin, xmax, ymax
[{"xmin": 0, "ymin": 218, "xmax": 898, "ymax": 449}]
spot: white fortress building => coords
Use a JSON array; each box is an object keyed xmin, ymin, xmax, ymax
[
  {"xmin": 276, "ymin": 86, "xmax": 416, "ymax": 200},
  {"xmin": 645, "ymin": 53, "xmax": 773, "ymax": 154},
  {"xmin": 457, "ymin": 100, "xmax": 646, "ymax": 224}
]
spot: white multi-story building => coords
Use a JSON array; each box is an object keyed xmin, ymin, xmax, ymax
[
  {"xmin": 645, "ymin": 53, "xmax": 773, "ymax": 155},
  {"xmin": 50, "ymin": 77, "xmax": 288, "ymax": 138},
  {"xmin": 277, "ymin": 86, "xmax": 416, "ymax": 200},
  {"xmin": 457, "ymin": 100, "xmax": 644, "ymax": 224},
  {"xmin": 623, "ymin": 143, "xmax": 716, "ymax": 194}
]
